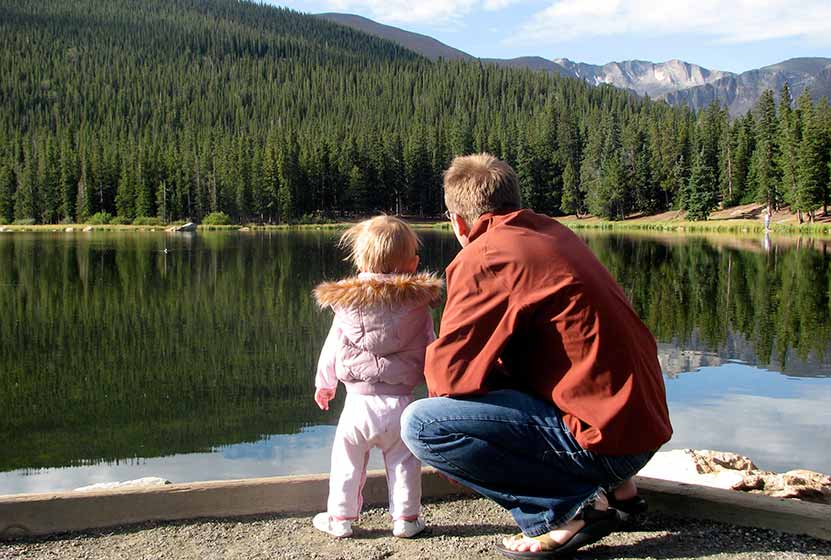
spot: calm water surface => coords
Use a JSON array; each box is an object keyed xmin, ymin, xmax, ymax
[{"xmin": 1, "ymin": 229, "xmax": 830, "ymax": 495}]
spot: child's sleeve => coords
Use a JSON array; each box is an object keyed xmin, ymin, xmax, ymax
[{"xmin": 315, "ymin": 318, "xmax": 341, "ymax": 390}]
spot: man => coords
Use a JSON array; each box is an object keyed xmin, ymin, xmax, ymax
[{"xmin": 401, "ymin": 153, "xmax": 672, "ymax": 558}]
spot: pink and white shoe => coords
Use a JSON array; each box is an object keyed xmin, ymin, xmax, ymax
[
  {"xmin": 393, "ymin": 516, "xmax": 426, "ymax": 538},
  {"xmin": 313, "ymin": 512, "xmax": 353, "ymax": 538}
]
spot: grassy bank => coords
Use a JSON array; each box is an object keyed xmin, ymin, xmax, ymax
[
  {"xmin": 0, "ymin": 222, "xmax": 450, "ymax": 233},
  {"xmin": 3, "ymin": 204, "xmax": 830, "ymax": 236},
  {"xmin": 559, "ymin": 218, "xmax": 831, "ymax": 235}
]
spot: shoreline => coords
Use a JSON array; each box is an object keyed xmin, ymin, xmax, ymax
[
  {"xmin": 2, "ymin": 204, "xmax": 831, "ymax": 237},
  {"xmin": 1, "ymin": 221, "xmax": 830, "ymax": 238}
]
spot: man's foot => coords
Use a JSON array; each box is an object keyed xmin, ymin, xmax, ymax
[
  {"xmin": 312, "ymin": 512, "xmax": 353, "ymax": 538},
  {"xmin": 393, "ymin": 516, "xmax": 426, "ymax": 538},
  {"xmin": 497, "ymin": 493, "xmax": 618, "ymax": 557},
  {"xmin": 500, "ymin": 517, "xmax": 585, "ymax": 553}
]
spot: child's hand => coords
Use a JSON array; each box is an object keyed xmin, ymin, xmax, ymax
[{"xmin": 314, "ymin": 387, "xmax": 336, "ymax": 411}]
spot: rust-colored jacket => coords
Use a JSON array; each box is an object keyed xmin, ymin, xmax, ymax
[{"xmin": 425, "ymin": 209, "xmax": 672, "ymax": 456}]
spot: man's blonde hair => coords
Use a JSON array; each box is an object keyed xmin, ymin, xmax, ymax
[
  {"xmin": 443, "ymin": 153, "xmax": 521, "ymax": 226},
  {"xmin": 339, "ymin": 215, "xmax": 420, "ymax": 274}
]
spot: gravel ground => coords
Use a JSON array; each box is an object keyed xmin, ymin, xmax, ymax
[{"xmin": 2, "ymin": 495, "xmax": 830, "ymax": 560}]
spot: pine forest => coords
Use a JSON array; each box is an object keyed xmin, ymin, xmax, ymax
[{"xmin": 1, "ymin": 0, "xmax": 830, "ymax": 226}]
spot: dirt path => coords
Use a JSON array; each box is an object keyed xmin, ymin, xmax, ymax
[{"xmin": 3, "ymin": 495, "xmax": 830, "ymax": 560}]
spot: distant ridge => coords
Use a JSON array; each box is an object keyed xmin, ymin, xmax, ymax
[
  {"xmin": 482, "ymin": 56, "xmax": 569, "ymax": 75},
  {"xmin": 315, "ymin": 13, "xmax": 472, "ymax": 61},
  {"xmin": 317, "ymin": 12, "xmax": 831, "ymax": 116},
  {"xmin": 552, "ymin": 58, "xmax": 734, "ymax": 98},
  {"xmin": 664, "ymin": 57, "xmax": 831, "ymax": 116}
]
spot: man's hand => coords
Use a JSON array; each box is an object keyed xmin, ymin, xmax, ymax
[{"xmin": 314, "ymin": 387, "xmax": 336, "ymax": 411}]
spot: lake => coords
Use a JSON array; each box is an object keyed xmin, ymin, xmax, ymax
[{"xmin": 1, "ymin": 229, "xmax": 830, "ymax": 495}]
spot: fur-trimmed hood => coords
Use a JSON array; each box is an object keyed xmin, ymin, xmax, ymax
[{"xmin": 314, "ymin": 272, "xmax": 444, "ymax": 310}]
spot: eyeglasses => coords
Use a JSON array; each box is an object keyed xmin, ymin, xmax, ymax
[{"xmin": 443, "ymin": 210, "xmax": 453, "ymax": 220}]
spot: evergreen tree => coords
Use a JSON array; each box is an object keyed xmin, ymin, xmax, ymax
[
  {"xmin": 796, "ymin": 92, "xmax": 829, "ymax": 221},
  {"xmin": 277, "ymin": 139, "xmax": 299, "ymax": 222},
  {"xmin": 134, "ymin": 159, "xmax": 154, "ymax": 218},
  {"xmin": 39, "ymin": 137, "xmax": 60, "ymax": 224},
  {"xmin": 684, "ymin": 148, "xmax": 719, "ymax": 220},
  {"xmin": 749, "ymin": 90, "xmax": 781, "ymax": 212},
  {"xmin": 157, "ymin": 180, "xmax": 169, "ymax": 223},
  {"xmin": 58, "ymin": 138, "xmax": 78, "ymax": 222},
  {"xmin": 0, "ymin": 164, "xmax": 15, "ymax": 224},
  {"xmin": 777, "ymin": 84, "xmax": 800, "ymax": 209},
  {"xmin": 75, "ymin": 153, "xmax": 95, "ymax": 222},
  {"xmin": 559, "ymin": 159, "xmax": 583, "ymax": 216},
  {"xmin": 115, "ymin": 161, "xmax": 136, "ymax": 220},
  {"xmin": 14, "ymin": 147, "xmax": 37, "ymax": 222}
]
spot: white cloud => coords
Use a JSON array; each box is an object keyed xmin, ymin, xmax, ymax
[
  {"xmin": 483, "ymin": 0, "xmax": 525, "ymax": 10},
  {"xmin": 517, "ymin": 0, "xmax": 831, "ymax": 45}
]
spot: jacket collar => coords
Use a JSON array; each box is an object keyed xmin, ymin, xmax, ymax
[
  {"xmin": 314, "ymin": 272, "xmax": 444, "ymax": 309},
  {"xmin": 467, "ymin": 208, "xmax": 526, "ymax": 243}
]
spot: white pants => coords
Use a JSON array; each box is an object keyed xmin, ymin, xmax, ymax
[{"xmin": 327, "ymin": 393, "xmax": 422, "ymax": 520}]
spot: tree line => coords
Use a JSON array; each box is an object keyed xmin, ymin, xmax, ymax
[{"xmin": 1, "ymin": 0, "xmax": 830, "ymax": 225}]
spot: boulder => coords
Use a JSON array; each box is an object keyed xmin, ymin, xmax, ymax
[
  {"xmin": 82, "ymin": 226, "xmax": 93, "ymax": 232},
  {"xmin": 64, "ymin": 227, "xmax": 74, "ymax": 232},
  {"xmin": 639, "ymin": 449, "xmax": 746, "ymax": 490},
  {"xmin": 166, "ymin": 222, "xmax": 197, "ymax": 232},
  {"xmin": 735, "ymin": 470, "xmax": 831, "ymax": 503},
  {"xmin": 239, "ymin": 226, "xmax": 251, "ymax": 232},
  {"xmin": 640, "ymin": 449, "xmax": 831, "ymax": 504},
  {"xmin": 74, "ymin": 477, "xmax": 171, "ymax": 492}
]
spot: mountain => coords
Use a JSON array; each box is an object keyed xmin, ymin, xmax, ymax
[
  {"xmin": 552, "ymin": 58, "xmax": 734, "ymax": 98},
  {"xmin": 315, "ymin": 13, "xmax": 472, "ymax": 61},
  {"xmin": 316, "ymin": 12, "xmax": 831, "ymax": 116},
  {"xmin": 664, "ymin": 57, "xmax": 831, "ymax": 116}
]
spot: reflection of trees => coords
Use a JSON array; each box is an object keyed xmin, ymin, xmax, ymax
[
  {"xmin": 0, "ymin": 231, "xmax": 458, "ymax": 473},
  {"xmin": 583, "ymin": 234, "xmax": 831, "ymax": 375},
  {"xmin": 0, "ymin": 232, "xmax": 349, "ymax": 471}
]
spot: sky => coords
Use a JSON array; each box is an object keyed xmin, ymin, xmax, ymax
[{"xmin": 270, "ymin": 0, "xmax": 831, "ymax": 73}]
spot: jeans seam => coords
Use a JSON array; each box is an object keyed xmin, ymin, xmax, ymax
[
  {"xmin": 414, "ymin": 420, "xmax": 517, "ymax": 500},
  {"xmin": 419, "ymin": 416, "xmax": 582, "ymax": 453}
]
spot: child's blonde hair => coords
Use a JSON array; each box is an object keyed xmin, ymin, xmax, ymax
[{"xmin": 339, "ymin": 215, "xmax": 420, "ymax": 274}]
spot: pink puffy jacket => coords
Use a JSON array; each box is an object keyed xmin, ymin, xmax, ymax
[{"xmin": 314, "ymin": 272, "xmax": 443, "ymax": 396}]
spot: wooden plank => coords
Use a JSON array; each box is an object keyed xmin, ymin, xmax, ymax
[
  {"xmin": 1, "ymin": 471, "xmax": 828, "ymax": 541},
  {"xmin": 0, "ymin": 469, "xmax": 470, "ymax": 539},
  {"xmin": 636, "ymin": 476, "xmax": 831, "ymax": 541}
]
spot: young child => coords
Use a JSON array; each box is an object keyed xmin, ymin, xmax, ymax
[{"xmin": 312, "ymin": 215, "xmax": 443, "ymax": 539}]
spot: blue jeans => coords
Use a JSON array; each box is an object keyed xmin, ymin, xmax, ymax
[{"xmin": 401, "ymin": 390, "xmax": 654, "ymax": 537}]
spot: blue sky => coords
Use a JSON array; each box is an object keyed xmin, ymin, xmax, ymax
[{"xmin": 271, "ymin": 0, "xmax": 831, "ymax": 73}]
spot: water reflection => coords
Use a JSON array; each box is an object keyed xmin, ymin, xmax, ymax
[
  {"xmin": 664, "ymin": 363, "xmax": 831, "ymax": 474},
  {"xmin": 1, "ymin": 230, "xmax": 829, "ymax": 494}
]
